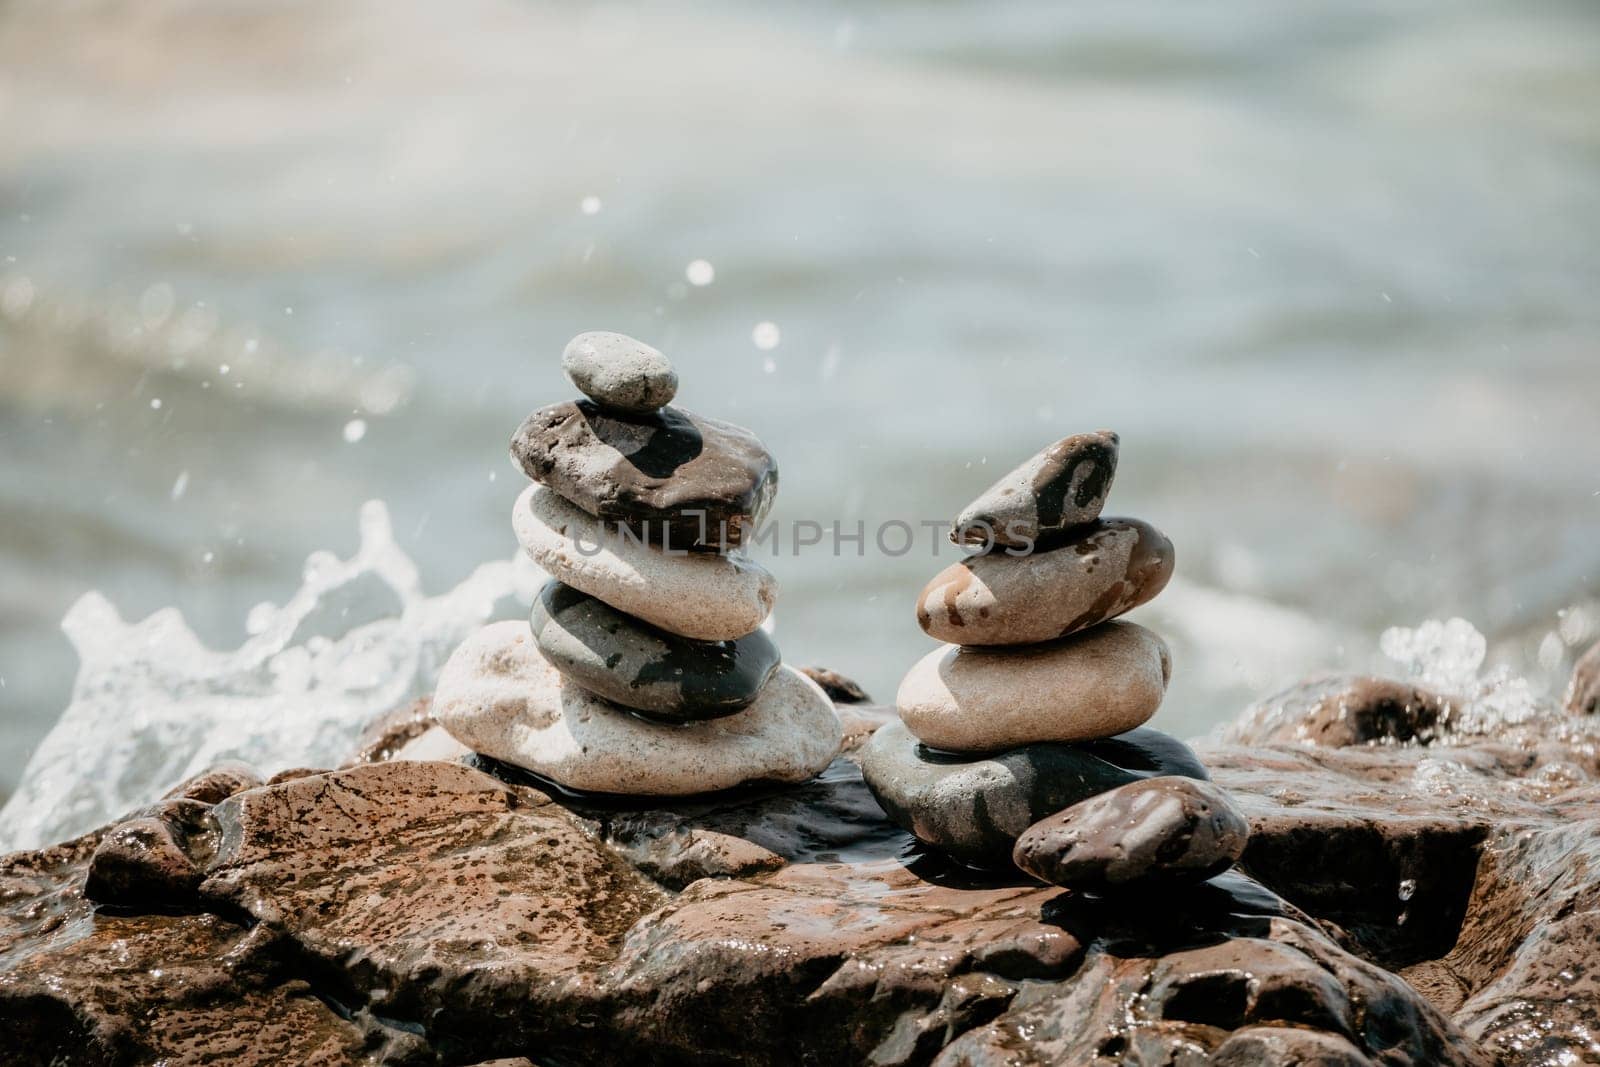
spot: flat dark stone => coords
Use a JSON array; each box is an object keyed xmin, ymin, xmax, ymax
[
  {"xmin": 1012, "ymin": 775, "xmax": 1250, "ymax": 890},
  {"xmin": 510, "ymin": 400, "xmax": 777, "ymax": 551},
  {"xmin": 530, "ymin": 580, "xmax": 780, "ymax": 722},
  {"xmin": 858, "ymin": 719, "xmax": 1210, "ymax": 867}
]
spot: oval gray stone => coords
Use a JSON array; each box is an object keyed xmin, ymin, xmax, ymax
[
  {"xmin": 562, "ymin": 331, "xmax": 678, "ymax": 414},
  {"xmin": 951, "ymin": 430, "xmax": 1119, "ymax": 549},
  {"xmin": 858, "ymin": 719, "xmax": 1209, "ymax": 867},
  {"xmin": 1012, "ymin": 775, "xmax": 1250, "ymax": 889},
  {"xmin": 530, "ymin": 580, "xmax": 780, "ymax": 722},
  {"xmin": 511, "ymin": 400, "xmax": 777, "ymax": 552}
]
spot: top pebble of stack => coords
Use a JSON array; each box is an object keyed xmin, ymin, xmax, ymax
[
  {"xmin": 562, "ymin": 331, "xmax": 679, "ymax": 414},
  {"xmin": 951, "ymin": 429, "xmax": 1118, "ymax": 548}
]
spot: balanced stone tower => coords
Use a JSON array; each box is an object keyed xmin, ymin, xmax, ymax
[
  {"xmin": 431, "ymin": 331, "xmax": 841, "ymax": 796},
  {"xmin": 861, "ymin": 432, "xmax": 1251, "ymax": 887}
]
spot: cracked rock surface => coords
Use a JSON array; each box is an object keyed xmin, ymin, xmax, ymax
[{"xmin": 7, "ymin": 649, "xmax": 1600, "ymax": 1065}]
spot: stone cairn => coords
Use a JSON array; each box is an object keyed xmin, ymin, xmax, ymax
[
  {"xmin": 860, "ymin": 432, "xmax": 1251, "ymax": 888},
  {"xmin": 430, "ymin": 331, "xmax": 841, "ymax": 796}
]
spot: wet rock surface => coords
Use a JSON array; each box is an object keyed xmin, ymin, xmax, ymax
[
  {"xmin": 510, "ymin": 399, "xmax": 777, "ymax": 551},
  {"xmin": 13, "ymin": 656, "xmax": 1600, "ymax": 1065}
]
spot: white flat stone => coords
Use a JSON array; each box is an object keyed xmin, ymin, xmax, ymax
[
  {"xmin": 432, "ymin": 620, "xmax": 841, "ymax": 795},
  {"xmin": 512, "ymin": 485, "xmax": 776, "ymax": 641},
  {"xmin": 897, "ymin": 620, "xmax": 1171, "ymax": 753}
]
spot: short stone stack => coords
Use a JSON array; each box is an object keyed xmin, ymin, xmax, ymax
[
  {"xmin": 860, "ymin": 431, "xmax": 1250, "ymax": 886},
  {"xmin": 430, "ymin": 331, "xmax": 841, "ymax": 797}
]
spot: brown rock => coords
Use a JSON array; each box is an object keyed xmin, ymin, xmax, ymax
[
  {"xmin": 346, "ymin": 697, "xmax": 434, "ymax": 764},
  {"xmin": 916, "ymin": 517, "xmax": 1174, "ymax": 646},
  {"xmin": 84, "ymin": 798, "xmax": 219, "ymax": 907},
  {"xmin": 800, "ymin": 665, "xmax": 872, "ymax": 704},
  {"xmin": 163, "ymin": 759, "xmax": 264, "ymax": 803},
  {"xmin": 1226, "ymin": 674, "xmax": 1457, "ymax": 746},
  {"xmin": 13, "ymin": 677, "xmax": 1576, "ymax": 1066},
  {"xmin": 1565, "ymin": 638, "xmax": 1600, "ymax": 715}
]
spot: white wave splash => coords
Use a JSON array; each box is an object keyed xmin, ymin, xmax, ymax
[
  {"xmin": 1380, "ymin": 617, "xmax": 1543, "ymax": 733},
  {"xmin": 0, "ymin": 501, "xmax": 542, "ymax": 852}
]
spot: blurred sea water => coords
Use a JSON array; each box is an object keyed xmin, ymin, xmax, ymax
[{"xmin": 1, "ymin": 0, "xmax": 1598, "ymax": 797}]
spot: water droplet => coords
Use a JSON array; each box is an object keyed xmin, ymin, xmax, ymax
[
  {"xmin": 580, "ymin": 195, "xmax": 602, "ymax": 216},
  {"xmin": 686, "ymin": 259, "xmax": 715, "ymax": 286},
  {"xmin": 342, "ymin": 418, "xmax": 367, "ymax": 443},
  {"xmin": 170, "ymin": 470, "xmax": 189, "ymax": 501},
  {"xmin": 752, "ymin": 321, "xmax": 780, "ymax": 350},
  {"xmin": 149, "ymin": 398, "xmax": 163, "ymax": 410}
]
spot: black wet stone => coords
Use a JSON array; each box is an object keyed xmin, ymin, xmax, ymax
[
  {"xmin": 511, "ymin": 400, "xmax": 777, "ymax": 552},
  {"xmin": 858, "ymin": 719, "xmax": 1210, "ymax": 867},
  {"xmin": 530, "ymin": 580, "xmax": 780, "ymax": 722}
]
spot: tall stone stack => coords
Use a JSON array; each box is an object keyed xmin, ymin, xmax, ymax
[
  {"xmin": 861, "ymin": 432, "xmax": 1251, "ymax": 886},
  {"xmin": 430, "ymin": 331, "xmax": 841, "ymax": 797}
]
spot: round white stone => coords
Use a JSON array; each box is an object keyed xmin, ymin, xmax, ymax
[
  {"xmin": 432, "ymin": 621, "xmax": 841, "ymax": 795},
  {"xmin": 513, "ymin": 485, "xmax": 776, "ymax": 641},
  {"xmin": 561, "ymin": 331, "xmax": 678, "ymax": 413},
  {"xmin": 896, "ymin": 620, "xmax": 1171, "ymax": 753}
]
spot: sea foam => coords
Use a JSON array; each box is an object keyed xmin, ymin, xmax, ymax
[{"xmin": 0, "ymin": 501, "xmax": 542, "ymax": 852}]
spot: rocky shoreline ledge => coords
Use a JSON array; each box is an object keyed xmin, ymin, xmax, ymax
[{"xmin": 4, "ymin": 647, "xmax": 1599, "ymax": 1065}]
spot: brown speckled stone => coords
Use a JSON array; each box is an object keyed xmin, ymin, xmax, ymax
[
  {"xmin": 20, "ymin": 676, "xmax": 1594, "ymax": 1066},
  {"xmin": 917, "ymin": 517, "xmax": 1174, "ymax": 646}
]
